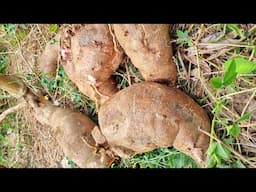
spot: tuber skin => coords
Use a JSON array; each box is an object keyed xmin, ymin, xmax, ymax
[
  {"xmin": 60, "ymin": 24, "xmax": 123, "ymax": 106},
  {"xmin": 26, "ymin": 93, "xmax": 115, "ymax": 168},
  {"xmin": 38, "ymin": 33, "xmax": 61, "ymax": 78},
  {"xmin": 0, "ymin": 75, "xmax": 115, "ymax": 168},
  {"xmin": 113, "ymin": 24, "xmax": 177, "ymax": 84},
  {"xmin": 98, "ymin": 82, "xmax": 210, "ymax": 166}
]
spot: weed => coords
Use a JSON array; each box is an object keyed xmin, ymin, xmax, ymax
[
  {"xmin": 0, "ymin": 113, "xmax": 18, "ymax": 167},
  {"xmin": 1, "ymin": 24, "xmax": 16, "ymax": 35},
  {"xmin": 206, "ymin": 56, "xmax": 256, "ymax": 167},
  {"xmin": 116, "ymin": 147, "xmax": 199, "ymax": 168},
  {"xmin": 176, "ymin": 30, "xmax": 193, "ymax": 47},
  {"xmin": 0, "ymin": 49, "xmax": 8, "ymax": 74}
]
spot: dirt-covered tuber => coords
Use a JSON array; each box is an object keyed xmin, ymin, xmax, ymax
[
  {"xmin": 113, "ymin": 24, "xmax": 177, "ymax": 84},
  {"xmin": 98, "ymin": 82, "xmax": 210, "ymax": 166},
  {"xmin": 60, "ymin": 24, "xmax": 123, "ymax": 106},
  {"xmin": 0, "ymin": 75, "xmax": 115, "ymax": 168},
  {"xmin": 26, "ymin": 93, "xmax": 115, "ymax": 168}
]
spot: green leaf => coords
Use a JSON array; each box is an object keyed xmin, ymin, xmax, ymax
[
  {"xmin": 227, "ymin": 124, "xmax": 241, "ymax": 137},
  {"xmin": 213, "ymin": 153, "xmax": 222, "ymax": 164},
  {"xmin": 49, "ymin": 24, "xmax": 58, "ymax": 32},
  {"xmin": 224, "ymin": 57, "xmax": 256, "ymax": 74},
  {"xmin": 207, "ymin": 156, "xmax": 217, "ymax": 168},
  {"xmin": 207, "ymin": 142, "xmax": 217, "ymax": 155},
  {"xmin": 223, "ymin": 137, "xmax": 234, "ymax": 145},
  {"xmin": 176, "ymin": 30, "xmax": 192, "ymax": 47},
  {"xmin": 2, "ymin": 24, "xmax": 16, "ymax": 35},
  {"xmin": 187, "ymin": 39, "xmax": 193, "ymax": 47},
  {"xmin": 235, "ymin": 47, "xmax": 241, "ymax": 54},
  {"xmin": 212, "ymin": 100, "xmax": 223, "ymax": 114},
  {"xmin": 227, "ymin": 24, "xmax": 244, "ymax": 38},
  {"xmin": 20, "ymin": 24, "xmax": 27, "ymax": 30},
  {"xmin": 0, "ymin": 63, "xmax": 7, "ymax": 74},
  {"xmin": 177, "ymin": 30, "xmax": 188, "ymax": 39},
  {"xmin": 231, "ymin": 160, "xmax": 246, "ymax": 168},
  {"xmin": 50, "ymin": 37, "xmax": 58, "ymax": 45},
  {"xmin": 210, "ymin": 77, "xmax": 223, "ymax": 89},
  {"xmin": 215, "ymin": 143, "xmax": 231, "ymax": 160},
  {"xmin": 223, "ymin": 59, "xmax": 237, "ymax": 86},
  {"xmin": 236, "ymin": 112, "xmax": 253, "ymax": 123}
]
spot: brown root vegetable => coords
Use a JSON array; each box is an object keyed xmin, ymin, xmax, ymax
[
  {"xmin": 98, "ymin": 82, "xmax": 210, "ymax": 166},
  {"xmin": 26, "ymin": 93, "xmax": 115, "ymax": 168},
  {"xmin": 61, "ymin": 24, "xmax": 123, "ymax": 105},
  {"xmin": 113, "ymin": 24, "xmax": 177, "ymax": 84},
  {"xmin": 0, "ymin": 75, "xmax": 115, "ymax": 168},
  {"xmin": 62, "ymin": 57, "xmax": 118, "ymax": 106},
  {"xmin": 38, "ymin": 33, "xmax": 60, "ymax": 78}
]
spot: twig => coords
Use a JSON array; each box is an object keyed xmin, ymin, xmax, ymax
[
  {"xmin": 249, "ymin": 25, "xmax": 256, "ymax": 33},
  {"xmin": 241, "ymin": 89, "xmax": 256, "ymax": 116},
  {"xmin": 198, "ymin": 43, "xmax": 254, "ymax": 48},
  {"xmin": 194, "ymin": 24, "xmax": 205, "ymax": 45},
  {"xmin": 218, "ymin": 87, "xmax": 256, "ymax": 99},
  {"xmin": 0, "ymin": 101, "xmax": 26, "ymax": 123},
  {"xmin": 198, "ymin": 127, "xmax": 256, "ymax": 168},
  {"xmin": 177, "ymin": 50, "xmax": 189, "ymax": 85}
]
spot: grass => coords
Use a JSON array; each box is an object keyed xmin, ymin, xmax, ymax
[
  {"xmin": 114, "ymin": 148, "xmax": 199, "ymax": 168},
  {"xmin": 0, "ymin": 24, "xmax": 256, "ymax": 168}
]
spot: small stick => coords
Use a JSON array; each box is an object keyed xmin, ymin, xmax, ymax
[
  {"xmin": 241, "ymin": 89, "xmax": 256, "ymax": 116},
  {"xmin": 0, "ymin": 101, "xmax": 26, "ymax": 123}
]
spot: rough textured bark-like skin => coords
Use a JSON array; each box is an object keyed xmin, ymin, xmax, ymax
[
  {"xmin": 25, "ymin": 93, "xmax": 115, "ymax": 168},
  {"xmin": 98, "ymin": 82, "xmax": 210, "ymax": 165},
  {"xmin": 38, "ymin": 33, "xmax": 60, "ymax": 78},
  {"xmin": 113, "ymin": 24, "xmax": 177, "ymax": 84},
  {"xmin": 61, "ymin": 24, "xmax": 123, "ymax": 105}
]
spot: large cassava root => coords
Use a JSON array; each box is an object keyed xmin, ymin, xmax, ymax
[
  {"xmin": 37, "ymin": 24, "xmax": 123, "ymax": 107},
  {"xmin": 0, "ymin": 75, "xmax": 115, "ymax": 168},
  {"xmin": 26, "ymin": 93, "xmax": 115, "ymax": 168},
  {"xmin": 113, "ymin": 24, "xmax": 177, "ymax": 84},
  {"xmin": 98, "ymin": 82, "xmax": 210, "ymax": 166},
  {"xmin": 60, "ymin": 24, "xmax": 123, "ymax": 106}
]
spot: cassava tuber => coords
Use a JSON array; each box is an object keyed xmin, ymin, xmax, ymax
[
  {"xmin": 26, "ymin": 93, "xmax": 115, "ymax": 168},
  {"xmin": 60, "ymin": 24, "xmax": 123, "ymax": 106},
  {"xmin": 0, "ymin": 75, "xmax": 115, "ymax": 168},
  {"xmin": 98, "ymin": 82, "xmax": 210, "ymax": 166},
  {"xmin": 113, "ymin": 24, "xmax": 177, "ymax": 84}
]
